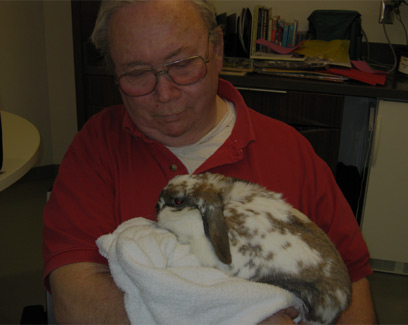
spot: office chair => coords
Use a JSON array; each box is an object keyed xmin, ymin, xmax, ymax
[{"xmin": 20, "ymin": 189, "xmax": 56, "ymax": 324}]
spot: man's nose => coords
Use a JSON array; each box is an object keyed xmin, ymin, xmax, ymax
[{"xmin": 154, "ymin": 71, "xmax": 181, "ymax": 103}]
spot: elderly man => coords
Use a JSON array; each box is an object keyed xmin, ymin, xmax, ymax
[{"xmin": 43, "ymin": 0, "xmax": 376, "ymax": 323}]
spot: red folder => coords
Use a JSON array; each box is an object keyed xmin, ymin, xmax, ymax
[{"xmin": 327, "ymin": 68, "xmax": 386, "ymax": 86}]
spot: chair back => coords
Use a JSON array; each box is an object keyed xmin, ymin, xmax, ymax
[{"xmin": 307, "ymin": 10, "xmax": 362, "ymax": 59}]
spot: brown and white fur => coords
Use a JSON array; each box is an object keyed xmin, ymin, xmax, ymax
[{"xmin": 156, "ymin": 173, "xmax": 351, "ymax": 325}]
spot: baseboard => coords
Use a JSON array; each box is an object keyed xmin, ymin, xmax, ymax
[{"xmin": 369, "ymin": 258, "xmax": 408, "ymax": 276}]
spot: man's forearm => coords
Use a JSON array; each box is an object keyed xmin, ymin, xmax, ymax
[
  {"xmin": 337, "ymin": 277, "xmax": 377, "ymax": 324},
  {"xmin": 50, "ymin": 262, "xmax": 130, "ymax": 324},
  {"xmin": 259, "ymin": 277, "xmax": 376, "ymax": 325}
]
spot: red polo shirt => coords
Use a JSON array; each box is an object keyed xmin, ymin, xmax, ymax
[{"xmin": 42, "ymin": 79, "xmax": 371, "ymax": 288}]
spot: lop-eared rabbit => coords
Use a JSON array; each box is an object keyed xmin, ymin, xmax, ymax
[{"xmin": 157, "ymin": 173, "xmax": 351, "ymax": 324}]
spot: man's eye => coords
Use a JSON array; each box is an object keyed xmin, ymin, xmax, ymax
[
  {"xmin": 128, "ymin": 69, "xmax": 150, "ymax": 78},
  {"xmin": 172, "ymin": 59, "xmax": 194, "ymax": 69}
]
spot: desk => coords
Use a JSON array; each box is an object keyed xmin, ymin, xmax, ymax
[
  {"xmin": 222, "ymin": 73, "xmax": 408, "ymax": 101},
  {"xmin": 0, "ymin": 111, "xmax": 40, "ymax": 191}
]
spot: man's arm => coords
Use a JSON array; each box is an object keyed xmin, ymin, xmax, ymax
[
  {"xmin": 49, "ymin": 262, "xmax": 130, "ymax": 324},
  {"xmin": 337, "ymin": 277, "xmax": 377, "ymax": 324},
  {"xmin": 260, "ymin": 277, "xmax": 376, "ymax": 324},
  {"xmin": 258, "ymin": 307, "xmax": 302, "ymax": 324}
]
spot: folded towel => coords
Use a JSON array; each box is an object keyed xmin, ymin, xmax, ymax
[{"xmin": 97, "ymin": 217, "xmax": 304, "ymax": 325}]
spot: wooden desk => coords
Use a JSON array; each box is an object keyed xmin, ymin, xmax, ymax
[{"xmin": 0, "ymin": 111, "xmax": 40, "ymax": 191}]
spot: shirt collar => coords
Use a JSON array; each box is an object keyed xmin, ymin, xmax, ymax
[{"xmin": 217, "ymin": 78, "xmax": 256, "ymax": 148}]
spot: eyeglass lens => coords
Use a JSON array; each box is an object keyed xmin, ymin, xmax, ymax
[{"xmin": 119, "ymin": 56, "xmax": 207, "ymax": 97}]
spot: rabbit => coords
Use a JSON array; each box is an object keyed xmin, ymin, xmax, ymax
[{"xmin": 156, "ymin": 173, "xmax": 351, "ymax": 325}]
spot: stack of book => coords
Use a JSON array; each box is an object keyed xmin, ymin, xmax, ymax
[{"xmin": 250, "ymin": 6, "xmax": 301, "ymax": 56}]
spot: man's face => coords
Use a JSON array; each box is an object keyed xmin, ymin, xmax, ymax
[{"xmin": 109, "ymin": 0, "xmax": 224, "ymax": 147}]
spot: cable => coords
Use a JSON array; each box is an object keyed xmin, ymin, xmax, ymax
[
  {"xmin": 396, "ymin": 12, "xmax": 408, "ymax": 45},
  {"xmin": 362, "ymin": 0, "xmax": 408, "ymax": 73},
  {"xmin": 361, "ymin": 27, "xmax": 394, "ymax": 70},
  {"xmin": 382, "ymin": 21, "xmax": 398, "ymax": 72}
]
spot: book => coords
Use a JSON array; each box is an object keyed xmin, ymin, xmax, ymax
[
  {"xmin": 258, "ymin": 68, "xmax": 348, "ymax": 82},
  {"xmin": 267, "ymin": 9, "xmax": 273, "ymax": 42},
  {"xmin": 271, "ymin": 15, "xmax": 279, "ymax": 43},
  {"xmin": 277, "ymin": 19, "xmax": 285, "ymax": 46},
  {"xmin": 282, "ymin": 22, "xmax": 289, "ymax": 47},
  {"xmin": 287, "ymin": 22, "xmax": 294, "ymax": 48},
  {"xmin": 251, "ymin": 52, "xmax": 305, "ymax": 61},
  {"xmin": 250, "ymin": 7, "xmax": 302, "ymax": 58},
  {"xmin": 237, "ymin": 8, "xmax": 252, "ymax": 57},
  {"xmin": 250, "ymin": 5, "xmax": 262, "ymax": 56}
]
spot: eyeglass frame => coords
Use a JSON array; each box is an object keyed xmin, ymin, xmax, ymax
[{"xmin": 115, "ymin": 34, "xmax": 211, "ymax": 97}]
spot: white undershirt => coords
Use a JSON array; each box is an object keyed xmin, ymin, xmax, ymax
[{"xmin": 166, "ymin": 100, "xmax": 236, "ymax": 173}]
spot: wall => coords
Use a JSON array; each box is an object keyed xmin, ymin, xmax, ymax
[
  {"xmin": 0, "ymin": 0, "xmax": 77, "ymax": 167},
  {"xmin": 43, "ymin": 1, "xmax": 77, "ymax": 165},
  {"xmin": 0, "ymin": 1, "xmax": 52, "ymax": 166},
  {"xmin": 214, "ymin": 1, "xmax": 408, "ymax": 45}
]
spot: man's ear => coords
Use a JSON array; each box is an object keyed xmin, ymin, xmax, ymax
[{"xmin": 213, "ymin": 27, "xmax": 224, "ymax": 73}]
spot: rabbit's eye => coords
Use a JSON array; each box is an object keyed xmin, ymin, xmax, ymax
[{"xmin": 174, "ymin": 198, "xmax": 184, "ymax": 206}]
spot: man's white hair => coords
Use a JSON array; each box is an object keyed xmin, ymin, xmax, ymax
[{"xmin": 90, "ymin": 0, "xmax": 221, "ymax": 74}]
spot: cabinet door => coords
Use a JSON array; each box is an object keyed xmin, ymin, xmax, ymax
[
  {"xmin": 238, "ymin": 88, "xmax": 344, "ymax": 173},
  {"xmin": 0, "ymin": 112, "xmax": 3, "ymax": 170},
  {"xmin": 86, "ymin": 75, "xmax": 122, "ymax": 117},
  {"xmin": 361, "ymin": 100, "xmax": 408, "ymax": 269}
]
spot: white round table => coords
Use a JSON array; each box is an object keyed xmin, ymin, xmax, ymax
[{"xmin": 0, "ymin": 110, "xmax": 40, "ymax": 191}]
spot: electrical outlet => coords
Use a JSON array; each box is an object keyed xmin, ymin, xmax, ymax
[{"xmin": 379, "ymin": 0, "xmax": 395, "ymax": 24}]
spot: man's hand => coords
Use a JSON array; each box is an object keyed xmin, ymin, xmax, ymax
[
  {"xmin": 259, "ymin": 277, "xmax": 376, "ymax": 325},
  {"xmin": 49, "ymin": 262, "xmax": 130, "ymax": 324},
  {"xmin": 258, "ymin": 307, "xmax": 300, "ymax": 324}
]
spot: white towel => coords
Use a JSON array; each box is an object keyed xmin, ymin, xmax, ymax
[{"xmin": 96, "ymin": 217, "xmax": 304, "ymax": 325}]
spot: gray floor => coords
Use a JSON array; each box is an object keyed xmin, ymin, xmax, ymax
[
  {"xmin": 0, "ymin": 175, "xmax": 54, "ymax": 324},
  {"xmin": 1, "ymin": 174, "xmax": 408, "ymax": 324}
]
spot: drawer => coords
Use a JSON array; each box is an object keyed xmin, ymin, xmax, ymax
[
  {"xmin": 299, "ymin": 128, "xmax": 341, "ymax": 173},
  {"xmin": 239, "ymin": 89, "xmax": 344, "ymax": 128}
]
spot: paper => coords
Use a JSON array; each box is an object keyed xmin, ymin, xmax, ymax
[
  {"xmin": 351, "ymin": 60, "xmax": 388, "ymax": 75},
  {"xmin": 328, "ymin": 68, "xmax": 386, "ymax": 86},
  {"xmin": 255, "ymin": 39, "xmax": 306, "ymax": 55}
]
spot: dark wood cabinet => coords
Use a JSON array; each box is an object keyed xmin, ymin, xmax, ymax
[
  {"xmin": 238, "ymin": 89, "xmax": 343, "ymax": 128},
  {"xmin": 238, "ymin": 89, "xmax": 343, "ymax": 173},
  {"xmin": 86, "ymin": 74, "xmax": 121, "ymax": 114},
  {"xmin": 72, "ymin": 0, "xmax": 120, "ymax": 129}
]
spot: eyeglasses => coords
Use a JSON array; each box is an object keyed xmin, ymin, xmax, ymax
[{"xmin": 116, "ymin": 37, "xmax": 210, "ymax": 97}]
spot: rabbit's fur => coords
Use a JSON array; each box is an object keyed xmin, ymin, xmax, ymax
[{"xmin": 156, "ymin": 173, "xmax": 351, "ymax": 324}]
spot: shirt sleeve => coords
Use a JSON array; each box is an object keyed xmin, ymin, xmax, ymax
[{"xmin": 42, "ymin": 121, "xmax": 117, "ymax": 289}]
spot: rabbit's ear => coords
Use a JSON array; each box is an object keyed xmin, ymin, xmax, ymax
[{"xmin": 202, "ymin": 205, "xmax": 232, "ymax": 265}]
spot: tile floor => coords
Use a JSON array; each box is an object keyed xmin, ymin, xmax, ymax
[{"xmin": 1, "ymin": 173, "xmax": 408, "ymax": 324}]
